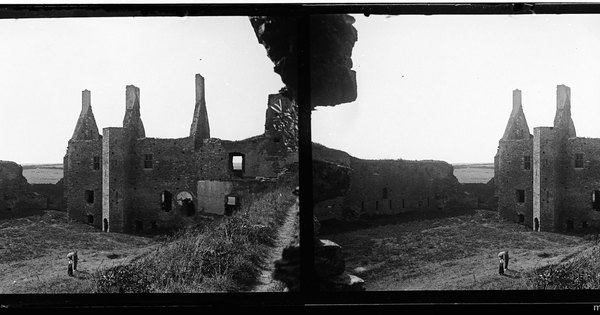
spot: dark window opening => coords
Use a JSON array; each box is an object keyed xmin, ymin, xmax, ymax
[
  {"xmin": 93, "ymin": 156, "xmax": 100, "ymax": 170},
  {"xmin": 382, "ymin": 188, "xmax": 388, "ymax": 199},
  {"xmin": 516, "ymin": 190, "xmax": 525, "ymax": 203},
  {"xmin": 85, "ymin": 190, "xmax": 94, "ymax": 204},
  {"xmin": 575, "ymin": 153, "xmax": 584, "ymax": 168},
  {"xmin": 161, "ymin": 191, "xmax": 172, "ymax": 212},
  {"xmin": 225, "ymin": 196, "xmax": 240, "ymax": 216},
  {"xmin": 229, "ymin": 153, "xmax": 245, "ymax": 176},
  {"xmin": 361, "ymin": 201, "xmax": 364, "ymax": 212},
  {"xmin": 524, "ymin": 155, "xmax": 531, "ymax": 170},
  {"xmin": 103, "ymin": 218, "xmax": 109, "ymax": 232},
  {"xmin": 592, "ymin": 191, "xmax": 600, "ymax": 211},
  {"xmin": 144, "ymin": 154, "xmax": 153, "ymax": 169},
  {"xmin": 566, "ymin": 220, "xmax": 574, "ymax": 231},
  {"xmin": 518, "ymin": 214, "xmax": 524, "ymax": 223},
  {"xmin": 402, "ymin": 199, "xmax": 405, "ymax": 209},
  {"xmin": 87, "ymin": 215, "xmax": 94, "ymax": 224},
  {"xmin": 135, "ymin": 220, "xmax": 143, "ymax": 232},
  {"xmin": 389, "ymin": 199, "xmax": 392, "ymax": 210},
  {"xmin": 181, "ymin": 199, "xmax": 195, "ymax": 217}
]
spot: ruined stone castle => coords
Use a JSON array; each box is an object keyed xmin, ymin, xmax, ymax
[
  {"xmin": 495, "ymin": 85, "xmax": 600, "ymax": 232},
  {"xmin": 64, "ymin": 74, "xmax": 297, "ymax": 233},
  {"xmin": 312, "ymin": 143, "xmax": 476, "ymax": 221}
]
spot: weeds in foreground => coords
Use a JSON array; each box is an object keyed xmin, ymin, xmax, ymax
[
  {"xmin": 93, "ymin": 186, "xmax": 296, "ymax": 293},
  {"xmin": 525, "ymin": 245, "xmax": 600, "ymax": 289}
]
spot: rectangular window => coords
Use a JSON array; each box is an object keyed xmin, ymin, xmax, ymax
[
  {"xmin": 93, "ymin": 156, "xmax": 100, "ymax": 170},
  {"xmin": 144, "ymin": 154, "xmax": 153, "ymax": 169},
  {"xmin": 85, "ymin": 190, "xmax": 94, "ymax": 204},
  {"xmin": 227, "ymin": 196, "xmax": 237, "ymax": 206},
  {"xmin": 382, "ymin": 188, "xmax": 388, "ymax": 199},
  {"xmin": 593, "ymin": 191, "xmax": 600, "ymax": 211},
  {"xmin": 516, "ymin": 189, "xmax": 525, "ymax": 203},
  {"xmin": 523, "ymin": 155, "xmax": 531, "ymax": 170},
  {"xmin": 575, "ymin": 153, "xmax": 584, "ymax": 168}
]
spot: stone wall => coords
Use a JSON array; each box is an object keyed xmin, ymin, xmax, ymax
[
  {"xmin": 64, "ymin": 139, "xmax": 103, "ymax": 228},
  {"xmin": 559, "ymin": 137, "xmax": 600, "ymax": 231},
  {"xmin": 313, "ymin": 143, "xmax": 474, "ymax": 221},
  {"xmin": 496, "ymin": 138, "xmax": 533, "ymax": 226},
  {"xmin": 0, "ymin": 160, "xmax": 47, "ymax": 219}
]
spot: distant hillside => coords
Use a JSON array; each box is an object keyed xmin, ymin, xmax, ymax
[
  {"xmin": 452, "ymin": 163, "xmax": 494, "ymax": 184},
  {"xmin": 21, "ymin": 164, "xmax": 63, "ymax": 185}
]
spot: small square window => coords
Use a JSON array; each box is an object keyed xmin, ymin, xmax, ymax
[
  {"xmin": 523, "ymin": 156, "xmax": 531, "ymax": 170},
  {"xmin": 85, "ymin": 190, "xmax": 94, "ymax": 204},
  {"xmin": 93, "ymin": 156, "xmax": 100, "ymax": 170},
  {"xmin": 227, "ymin": 196, "xmax": 237, "ymax": 206},
  {"xmin": 144, "ymin": 154, "xmax": 153, "ymax": 169},
  {"xmin": 516, "ymin": 189, "xmax": 525, "ymax": 203},
  {"xmin": 575, "ymin": 153, "xmax": 584, "ymax": 168}
]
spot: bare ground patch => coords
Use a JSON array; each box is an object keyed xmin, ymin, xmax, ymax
[{"xmin": 323, "ymin": 209, "xmax": 592, "ymax": 290}]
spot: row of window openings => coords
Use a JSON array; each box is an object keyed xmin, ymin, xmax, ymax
[
  {"xmin": 90, "ymin": 154, "xmax": 246, "ymax": 172},
  {"xmin": 516, "ymin": 189, "xmax": 600, "ymax": 211},
  {"xmin": 521, "ymin": 154, "xmax": 584, "ymax": 170},
  {"xmin": 362, "ymin": 198, "xmax": 431, "ymax": 211}
]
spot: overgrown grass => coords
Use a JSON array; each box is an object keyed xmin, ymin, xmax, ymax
[
  {"xmin": 525, "ymin": 242, "xmax": 600, "ymax": 289},
  {"xmin": 92, "ymin": 185, "xmax": 297, "ymax": 293}
]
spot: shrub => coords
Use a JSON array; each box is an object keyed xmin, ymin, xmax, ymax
[{"xmin": 93, "ymin": 185, "xmax": 297, "ymax": 293}]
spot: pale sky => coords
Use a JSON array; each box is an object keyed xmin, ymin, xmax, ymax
[
  {"xmin": 311, "ymin": 14, "xmax": 600, "ymax": 164},
  {"xmin": 0, "ymin": 16, "xmax": 283, "ymax": 164}
]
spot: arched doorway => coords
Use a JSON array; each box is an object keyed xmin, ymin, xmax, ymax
[
  {"xmin": 103, "ymin": 218, "xmax": 109, "ymax": 232},
  {"xmin": 534, "ymin": 218, "xmax": 539, "ymax": 231}
]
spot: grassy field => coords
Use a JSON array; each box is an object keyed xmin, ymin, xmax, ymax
[
  {"xmin": 453, "ymin": 163, "xmax": 494, "ymax": 184},
  {"xmin": 21, "ymin": 164, "xmax": 63, "ymax": 184},
  {"xmin": 321, "ymin": 209, "xmax": 594, "ymax": 290},
  {"xmin": 0, "ymin": 184, "xmax": 298, "ymax": 293}
]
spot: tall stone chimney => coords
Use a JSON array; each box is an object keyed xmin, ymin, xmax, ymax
[
  {"xmin": 190, "ymin": 74, "xmax": 210, "ymax": 149},
  {"xmin": 71, "ymin": 89, "xmax": 100, "ymax": 140},
  {"xmin": 122, "ymin": 85, "xmax": 145, "ymax": 139},
  {"xmin": 501, "ymin": 89, "xmax": 531, "ymax": 140},
  {"xmin": 553, "ymin": 84, "xmax": 576, "ymax": 138}
]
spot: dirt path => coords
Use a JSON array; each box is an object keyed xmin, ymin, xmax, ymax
[{"xmin": 250, "ymin": 200, "xmax": 299, "ymax": 292}]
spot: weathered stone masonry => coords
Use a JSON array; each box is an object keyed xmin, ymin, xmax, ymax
[
  {"xmin": 64, "ymin": 73, "xmax": 297, "ymax": 233},
  {"xmin": 495, "ymin": 85, "xmax": 600, "ymax": 232}
]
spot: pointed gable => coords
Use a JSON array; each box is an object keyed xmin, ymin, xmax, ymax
[
  {"xmin": 553, "ymin": 84, "xmax": 576, "ymax": 138},
  {"xmin": 502, "ymin": 89, "xmax": 531, "ymax": 140},
  {"xmin": 71, "ymin": 90, "xmax": 100, "ymax": 141},
  {"xmin": 122, "ymin": 85, "xmax": 145, "ymax": 139}
]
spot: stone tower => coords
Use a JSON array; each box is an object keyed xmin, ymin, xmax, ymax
[
  {"xmin": 495, "ymin": 89, "xmax": 533, "ymax": 226},
  {"xmin": 65, "ymin": 90, "xmax": 103, "ymax": 229},
  {"xmin": 71, "ymin": 90, "xmax": 101, "ymax": 141},
  {"xmin": 190, "ymin": 74, "xmax": 210, "ymax": 149}
]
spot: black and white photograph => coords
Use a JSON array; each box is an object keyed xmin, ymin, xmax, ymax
[
  {"xmin": 0, "ymin": 12, "xmax": 299, "ymax": 295},
  {"xmin": 312, "ymin": 11, "xmax": 600, "ymax": 292}
]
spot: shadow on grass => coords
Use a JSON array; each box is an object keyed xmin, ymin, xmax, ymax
[{"xmin": 319, "ymin": 207, "xmax": 480, "ymax": 236}]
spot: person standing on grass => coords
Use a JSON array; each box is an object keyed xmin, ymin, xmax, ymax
[
  {"xmin": 498, "ymin": 251, "xmax": 505, "ymax": 275},
  {"xmin": 67, "ymin": 251, "xmax": 75, "ymax": 276},
  {"xmin": 73, "ymin": 251, "xmax": 78, "ymax": 271}
]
